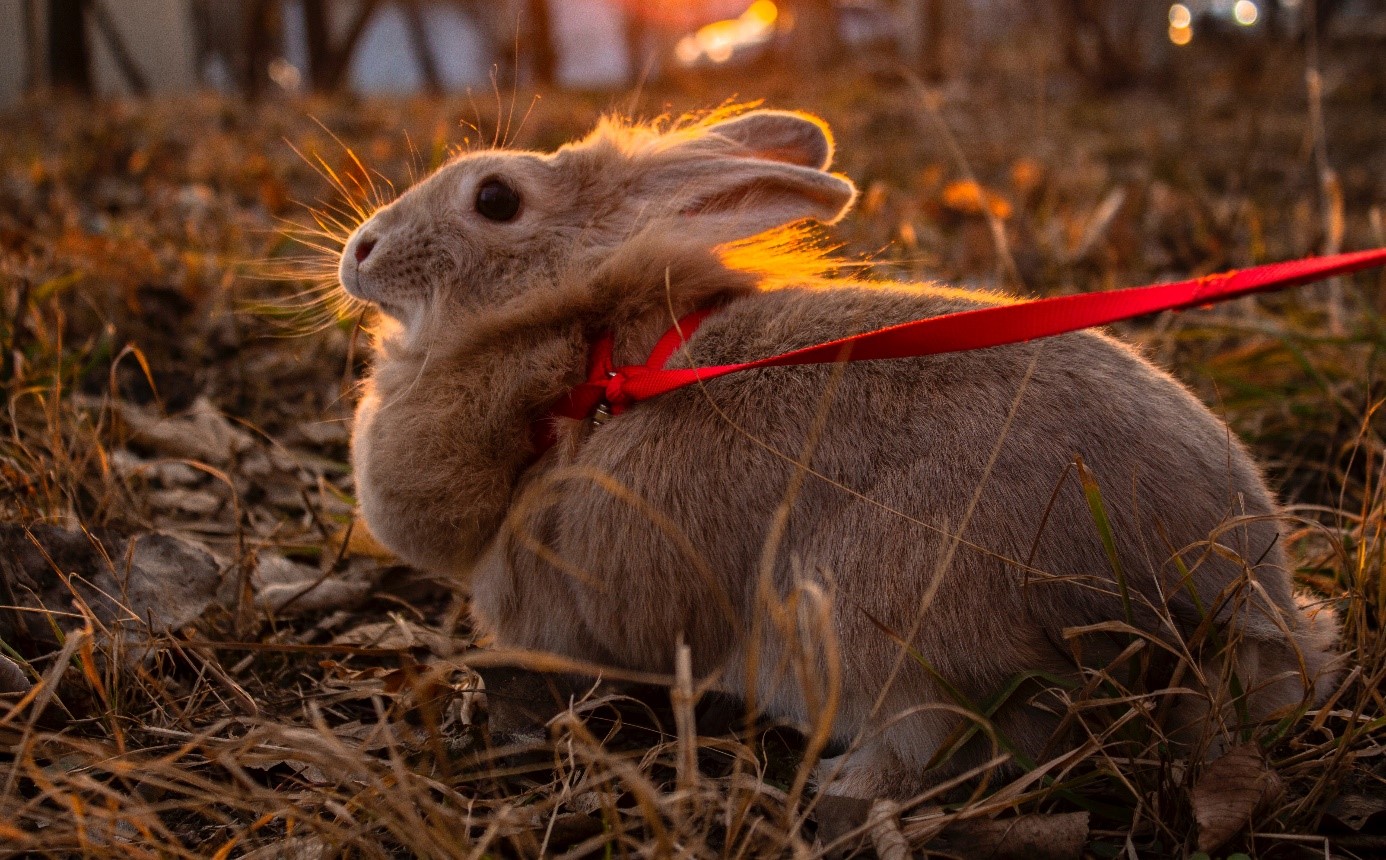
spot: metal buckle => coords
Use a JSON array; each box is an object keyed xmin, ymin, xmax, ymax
[{"xmin": 591, "ymin": 369, "xmax": 618, "ymax": 426}]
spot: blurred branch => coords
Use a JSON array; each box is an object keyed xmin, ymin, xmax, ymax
[
  {"xmin": 402, "ymin": 0, "xmax": 442, "ymax": 94},
  {"xmin": 303, "ymin": 0, "xmax": 330, "ymax": 88},
  {"xmin": 242, "ymin": 0, "xmax": 281, "ymax": 99},
  {"xmin": 88, "ymin": 0, "xmax": 150, "ymax": 96},
  {"xmin": 322, "ymin": 1, "xmax": 381, "ymax": 91},
  {"xmin": 526, "ymin": 0, "xmax": 558, "ymax": 87},
  {"xmin": 916, "ymin": 0, "xmax": 948, "ymax": 83}
]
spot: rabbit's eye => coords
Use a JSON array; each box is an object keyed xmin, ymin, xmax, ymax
[{"xmin": 475, "ymin": 179, "xmax": 521, "ymax": 222}]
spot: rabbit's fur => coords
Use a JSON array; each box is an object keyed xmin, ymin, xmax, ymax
[{"xmin": 342, "ymin": 109, "xmax": 1340, "ymax": 799}]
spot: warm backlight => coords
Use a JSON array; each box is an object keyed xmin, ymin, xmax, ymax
[{"xmin": 674, "ymin": 1, "xmax": 779, "ymax": 67}]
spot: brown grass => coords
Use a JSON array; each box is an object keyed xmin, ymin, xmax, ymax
[{"xmin": 2, "ymin": 39, "xmax": 1385, "ymax": 858}]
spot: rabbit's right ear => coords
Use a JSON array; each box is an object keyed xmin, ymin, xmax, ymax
[
  {"xmin": 700, "ymin": 110, "xmax": 837, "ymax": 170},
  {"xmin": 638, "ymin": 154, "xmax": 856, "ymax": 245},
  {"xmin": 636, "ymin": 114, "xmax": 856, "ymax": 244}
]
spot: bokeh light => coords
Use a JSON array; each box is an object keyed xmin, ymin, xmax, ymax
[
  {"xmin": 1169, "ymin": 4, "xmax": 1192, "ymax": 29},
  {"xmin": 1234, "ymin": 0, "xmax": 1259, "ymax": 25},
  {"xmin": 674, "ymin": 0, "xmax": 778, "ymax": 67},
  {"xmin": 1169, "ymin": 23, "xmax": 1194, "ymax": 45}
]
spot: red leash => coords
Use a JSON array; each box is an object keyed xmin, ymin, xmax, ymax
[{"xmin": 547, "ymin": 249, "xmax": 1386, "ymax": 433}]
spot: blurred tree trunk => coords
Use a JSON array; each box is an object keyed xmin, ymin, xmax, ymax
[
  {"xmin": 526, "ymin": 0, "xmax": 558, "ymax": 86},
  {"xmin": 242, "ymin": 0, "xmax": 281, "ymax": 98},
  {"xmin": 298, "ymin": 0, "xmax": 380, "ymax": 92},
  {"xmin": 781, "ymin": 0, "xmax": 842, "ymax": 69},
  {"xmin": 916, "ymin": 0, "xmax": 948, "ymax": 82},
  {"xmin": 87, "ymin": 0, "xmax": 149, "ymax": 94},
  {"xmin": 22, "ymin": 0, "xmax": 43, "ymax": 90},
  {"xmin": 402, "ymin": 0, "xmax": 442, "ymax": 93},
  {"xmin": 1055, "ymin": 0, "xmax": 1146, "ymax": 90},
  {"xmin": 302, "ymin": 0, "xmax": 331, "ymax": 89},
  {"xmin": 622, "ymin": 0, "xmax": 650, "ymax": 85},
  {"xmin": 48, "ymin": 0, "xmax": 92, "ymax": 94},
  {"xmin": 322, "ymin": 1, "xmax": 378, "ymax": 90}
]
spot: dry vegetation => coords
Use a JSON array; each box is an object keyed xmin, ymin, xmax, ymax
[{"xmin": 2, "ymin": 37, "xmax": 1385, "ymax": 859}]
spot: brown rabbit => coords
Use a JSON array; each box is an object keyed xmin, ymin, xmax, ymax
[{"xmin": 340, "ymin": 109, "xmax": 1340, "ymax": 800}]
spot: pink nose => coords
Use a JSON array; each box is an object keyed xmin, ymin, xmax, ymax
[{"xmin": 354, "ymin": 237, "xmax": 377, "ymax": 263}]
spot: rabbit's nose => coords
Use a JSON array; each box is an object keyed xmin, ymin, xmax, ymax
[{"xmin": 354, "ymin": 237, "xmax": 377, "ymax": 263}]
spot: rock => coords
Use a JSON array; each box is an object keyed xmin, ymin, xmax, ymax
[{"xmin": 0, "ymin": 524, "xmax": 224, "ymax": 650}]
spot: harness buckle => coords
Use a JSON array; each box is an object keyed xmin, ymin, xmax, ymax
[{"xmin": 591, "ymin": 401, "xmax": 613, "ymax": 426}]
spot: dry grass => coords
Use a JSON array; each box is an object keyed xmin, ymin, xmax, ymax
[{"xmin": 2, "ymin": 40, "xmax": 1385, "ymax": 859}]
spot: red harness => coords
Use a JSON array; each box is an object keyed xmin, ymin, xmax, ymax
[{"xmin": 540, "ymin": 248, "xmax": 1386, "ymax": 449}]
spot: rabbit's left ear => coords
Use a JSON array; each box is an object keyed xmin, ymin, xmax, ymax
[{"xmin": 700, "ymin": 110, "xmax": 837, "ymax": 170}]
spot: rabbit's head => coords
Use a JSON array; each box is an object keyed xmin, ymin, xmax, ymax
[{"xmin": 338, "ymin": 110, "xmax": 856, "ymax": 344}]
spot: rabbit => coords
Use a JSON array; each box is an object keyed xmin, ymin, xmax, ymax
[{"xmin": 340, "ymin": 108, "xmax": 1341, "ymax": 800}]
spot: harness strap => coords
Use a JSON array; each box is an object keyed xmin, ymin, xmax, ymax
[{"xmin": 539, "ymin": 248, "xmax": 1386, "ymax": 449}]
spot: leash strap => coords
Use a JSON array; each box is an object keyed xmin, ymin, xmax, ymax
[{"xmin": 548, "ymin": 248, "xmax": 1386, "ymax": 428}]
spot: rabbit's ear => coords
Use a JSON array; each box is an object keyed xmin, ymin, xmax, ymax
[
  {"xmin": 701, "ymin": 110, "xmax": 836, "ymax": 170},
  {"xmin": 642, "ymin": 156, "xmax": 857, "ymax": 243}
]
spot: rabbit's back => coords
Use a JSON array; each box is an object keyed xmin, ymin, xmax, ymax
[{"xmin": 473, "ymin": 281, "xmax": 1324, "ymax": 791}]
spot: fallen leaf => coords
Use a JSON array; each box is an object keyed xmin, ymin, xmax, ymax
[
  {"xmin": 253, "ymin": 551, "xmax": 382, "ymax": 614},
  {"xmin": 868, "ymin": 799, "xmax": 910, "ymax": 860},
  {"xmin": 1191, "ymin": 742, "xmax": 1281, "ymax": 853},
  {"xmin": 96, "ymin": 395, "xmax": 255, "ymax": 465},
  {"xmin": 907, "ymin": 811, "xmax": 1090, "ymax": 859},
  {"xmin": 941, "ymin": 179, "xmax": 1013, "ymax": 220},
  {"xmin": 1324, "ymin": 792, "xmax": 1386, "ymax": 832},
  {"xmin": 0, "ymin": 653, "xmax": 31, "ymax": 695},
  {"xmin": 147, "ymin": 487, "xmax": 225, "ymax": 516},
  {"xmin": 239, "ymin": 837, "xmax": 329, "ymax": 860},
  {"xmin": 0, "ymin": 525, "xmax": 224, "ymax": 649},
  {"xmin": 330, "ymin": 617, "xmax": 460, "ymax": 654}
]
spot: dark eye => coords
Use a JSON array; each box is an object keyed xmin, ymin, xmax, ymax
[{"xmin": 475, "ymin": 178, "xmax": 521, "ymax": 222}]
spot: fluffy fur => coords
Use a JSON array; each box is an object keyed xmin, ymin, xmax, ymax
[{"xmin": 342, "ymin": 109, "xmax": 1340, "ymax": 799}]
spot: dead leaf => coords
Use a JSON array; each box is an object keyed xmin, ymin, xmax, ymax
[
  {"xmin": 319, "ymin": 659, "xmax": 483, "ymax": 732},
  {"xmin": 147, "ymin": 487, "xmax": 225, "ymax": 516},
  {"xmin": 1324, "ymin": 792, "xmax": 1386, "ymax": 832},
  {"xmin": 0, "ymin": 525, "xmax": 224, "ymax": 649},
  {"xmin": 941, "ymin": 179, "xmax": 1014, "ymax": 220},
  {"xmin": 908, "ymin": 811, "xmax": 1090, "ymax": 859},
  {"xmin": 1191, "ymin": 742, "xmax": 1281, "ymax": 853},
  {"xmin": 239, "ymin": 837, "xmax": 329, "ymax": 860},
  {"xmin": 97, "ymin": 395, "xmax": 255, "ymax": 465},
  {"xmin": 330, "ymin": 617, "xmax": 460, "ymax": 654},
  {"xmin": 253, "ymin": 551, "xmax": 381, "ymax": 614},
  {"xmin": 0, "ymin": 653, "xmax": 31, "ymax": 695},
  {"xmin": 868, "ymin": 800, "xmax": 910, "ymax": 860}
]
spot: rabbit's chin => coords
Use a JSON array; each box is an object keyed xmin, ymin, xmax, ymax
[{"xmin": 363, "ymin": 299, "xmax": 426, "ymax": 344}]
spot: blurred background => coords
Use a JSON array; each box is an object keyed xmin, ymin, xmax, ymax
[{"xmin": 3, "ymin": 0, "xmax": 1383, "ymax": 105}]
